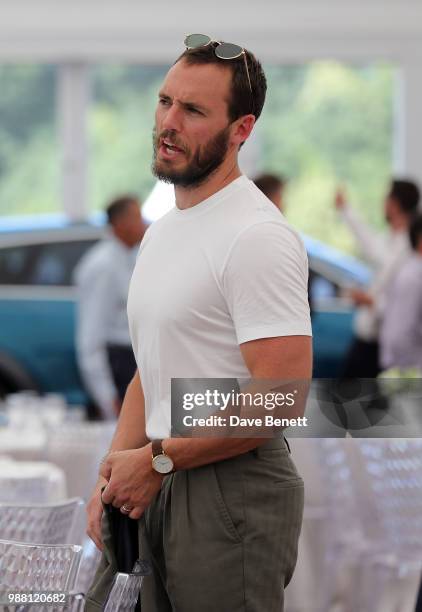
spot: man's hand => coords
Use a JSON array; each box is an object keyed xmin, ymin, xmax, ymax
[
  {"xmin": 347, "ymin": 288, "xmax": 374, "ymax": 307},
  {"xmin": 100, "ymin": 446, "xmax": 164, "ymax": 520},
  {"xmin": 86, "ymin": 475, "xmax": 108, "ymax": 551},
  {"xmin": 335, "ymin": 188, "xmax": 347, "ymax": 211}
]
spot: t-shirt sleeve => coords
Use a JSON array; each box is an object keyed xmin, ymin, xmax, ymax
[{"xmin": 222, "ymin": 221, "xmax": 312, "ymax": 344}]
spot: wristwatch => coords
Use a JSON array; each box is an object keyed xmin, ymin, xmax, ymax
[{"xmin": 151, "ymin": 439, "xmax": 175, "ymax": 474}]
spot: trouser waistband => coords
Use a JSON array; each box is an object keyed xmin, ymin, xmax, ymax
[{"xmin": 254, "ymin": 436, "xmax": 291, "ymax": 453}]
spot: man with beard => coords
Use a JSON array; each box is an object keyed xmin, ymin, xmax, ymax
[{"xmin": 87, "ymin": 36, "xmax": 312, "ymax": 612}]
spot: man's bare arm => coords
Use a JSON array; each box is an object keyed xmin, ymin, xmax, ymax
[
  {"xmin": 108, "ymin": 369, "xmax": 149, "ymax": 452},
  {"xmin": 161, "ymin": 335, "xmax": 312, "ymax": 471}
]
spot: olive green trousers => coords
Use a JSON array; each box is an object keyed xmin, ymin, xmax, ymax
[{"xmin": 139, "ymin": 438, "xmax": 304, "ymax": 612}]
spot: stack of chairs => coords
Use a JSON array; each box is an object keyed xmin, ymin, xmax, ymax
[
  {"xmin": 286, "ymin": 438, "xmax": 422, "ymax": 612},
  {"xmin": 0, "ymin": 496, "xmax": 146, "ymax": 610},
  {"xmin": 348, "ymin": 439, "xmax": 422, "ymax": 612}
]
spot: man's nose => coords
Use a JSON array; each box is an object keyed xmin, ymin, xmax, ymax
[{"xmin": 161, "ymin": 103, "xmax": 183, "ymax": 132}]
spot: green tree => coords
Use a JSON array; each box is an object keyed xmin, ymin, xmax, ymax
[
  {"xmin": 89, "ymin": 65, "xmax": 168, "ymax": 210},
  {"xmin": 0, "ymin": 65, "xmax": 58, "ymax": 215},
  {"xmin": 259, "ymin": 62, "xmax": 394, "ymax": 255},
  {"xmin": 0, "ymin": 61, "xmax": 395, "ymax": 260}
]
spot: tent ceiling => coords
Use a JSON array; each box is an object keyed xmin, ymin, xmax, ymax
[{"xmin": 1, "ymin": 0, "xmax": 422, "ymax": 62}]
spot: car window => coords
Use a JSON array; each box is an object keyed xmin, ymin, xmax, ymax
[
  {"xmin": 0, "ymin": 239, "xmax": 98, "ymax": 286},
  {"xmin": 30, "ymin": 240, "xmax": 99, "ymax": 286},
  {"xmin": 0, "ymin": 244, "xmax": 40, "ymax": 285},
  {"xmin": 309, "ymin": 269, "xmax": 340, "ymax": 300}
]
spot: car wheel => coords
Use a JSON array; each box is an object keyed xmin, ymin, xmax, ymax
[{"xmin": 0, "ymin": 376, "xmax": 13, "ymax": 399}]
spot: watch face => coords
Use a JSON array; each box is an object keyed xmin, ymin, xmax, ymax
[{"xmin": 153, "ymin": 454, "xmax": 174, "ymax": 474}]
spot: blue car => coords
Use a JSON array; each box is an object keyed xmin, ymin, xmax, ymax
[
  {"xmin": 303, "ymin": 235, "xmax": 371, "ymax": 377},
  {"xmin": 0, "ymin": 214, "xmax": 104, "ymax": 404},
  {"xmin": 0, "ymin": 214, "xmax": 371, "ymax": 403}
]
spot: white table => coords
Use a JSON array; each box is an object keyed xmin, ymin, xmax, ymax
[
  {"xmin": 0, "ymin": 457, "xmax": 67, "ymax": 503},
  {"xmin": 0, "ymin": 421, "xmax": 115, "ymax": 501},
  {"xmin": 0, "ymin": 428, "xmax": 47, "ymax": 461}
]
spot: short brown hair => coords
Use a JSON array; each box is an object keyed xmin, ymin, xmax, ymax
[
  {"xmin": 253, "ymin": 173, "xmax": 286, "ymax": 199},
  {"xmin": 106, "ymin": 195, "xmax": 139, "ymax": 225},
  {"xmin": 175, "ymin": 42, "xmax": 267, "ymax": 123}
]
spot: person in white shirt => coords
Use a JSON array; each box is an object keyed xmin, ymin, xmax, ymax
[
  {"xmin": 86, "ymin": 36, "xmax": 312, "ymax": 611},
  {"xmin": 380, "ymin": 214, "xmax": 422, "ymax": 372},
  {"xmin": 74, "ymin": 196, "xmax": 146, "ymax": 420},
  {"xmin": 335, "ymin": 179, "xmax": 419, "ymax": 376}
]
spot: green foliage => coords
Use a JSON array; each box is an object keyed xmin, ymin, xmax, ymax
[
  {"xmin": 89, "ymin": 65, "xmax": 168, "ymax": 210},
  {"xmin": 0, "ymin": 61, "xmax": 394, "ymax": 256},
  {"xmin": 0, "ymin": 65, "xmax": 58, "ymax": 214},
  {"xmin": 259, "ymin": 62, "xmax": 394, "ymax": 255}
]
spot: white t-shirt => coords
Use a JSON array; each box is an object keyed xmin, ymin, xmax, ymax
[
  {"xmin": 127, "ymin": 175, "xmax": 312, "ymax": 439},
  {"xmin": 340, "ymin": 206, "xmax": 410, "ymax": 341},
  {"xmin": 74, "ymin": 235, "xmax": 138, "ymax": 419},
  {"xmin": 380, "ymin": 253, "xmax": 422, "ymax": 370}
]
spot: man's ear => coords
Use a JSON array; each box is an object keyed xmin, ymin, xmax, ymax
[{"xmin": 231, "ymin": 114, "xmax": 256, "ymax": 148}]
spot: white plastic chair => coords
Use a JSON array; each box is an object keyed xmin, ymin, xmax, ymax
[
  {"xmin": 103, "ymin": 560, "xmax": 151, "ymax": 612},
  {"xmin": 74, "ymin": 537, "xmax": 102, "ymax": 596},
  {"xmin": 0, "ymin": 498, "xmax": 85, "ymax": 545},
  {"xmin": 287, "ymin": 438, "xmax": 422, "ymax": 612},
  {"xmin": 0, "ymin": 539, "xmax": 82, "ymax": 609},
  {"xmin": 284, "ymin": 439, "xmax": 330, "ymax": 612},
  {"xmin": 349, "ymin": 439, "xmax": 422, "ymax": 612},
  {"xmin": 317, "ymin": 438, "xmax": 368, "ymax": 612},
  {"xmin": 45, "ymin": 423, "xmax": 115, "ymax": 501},
  {"xmin": 286, "ymin": 438, "xmax": 366, "ymax": 612},
  {"xmin": 66, "ymin": 559, "xmax": 150, "ymax": 612}
]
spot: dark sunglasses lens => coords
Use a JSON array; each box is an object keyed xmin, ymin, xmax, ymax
[
  {"xmin": 184, "ymin": 34, "xmax": 211, "ymax": 48},
  {"xmin": 215, "ymin": 43, "xmax": 243, "ymax": 59}
]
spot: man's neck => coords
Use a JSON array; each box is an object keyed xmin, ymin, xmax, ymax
[{"xmin": 174, "ymin": 160, "xmax": 242, "ymax": 210}]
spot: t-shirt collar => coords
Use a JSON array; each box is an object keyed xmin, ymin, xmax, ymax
[{"xmin": 173, "ymin": 175, "xmax": 248, "ymax": 218}]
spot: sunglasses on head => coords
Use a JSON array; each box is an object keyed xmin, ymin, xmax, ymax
[{"xmin": 184, "ymin": 33, "xmax": 253, "ymax": 95}]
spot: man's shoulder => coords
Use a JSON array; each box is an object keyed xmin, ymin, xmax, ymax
[
  {"xmin": 140, "ymin": 209, "xmax": 175, "ymax": 239},
  {"xmin": 225, "ymin": 178, "xmax": 285, "ymax": 225},
  {"xmin": 228, "ymin": 182, "xmax": 304, "ymax": 248}
]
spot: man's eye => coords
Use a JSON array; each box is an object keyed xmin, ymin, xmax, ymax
[
  {"xmin": 159, "ymin": 98, "xmax": 170, "ymax": 106},
  {"xmin": 187, "ymin": 107, "xmax": 201, "ymax": 115}
]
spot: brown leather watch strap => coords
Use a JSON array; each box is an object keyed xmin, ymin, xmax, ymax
[{"xmin": 151, "ymin": 439, "xmax": 164, "ymax": 459}]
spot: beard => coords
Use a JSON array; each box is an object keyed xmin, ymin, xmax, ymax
[{"xmin": 151, "ymin": 124, "xmax": 230, "ymax": 188}]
